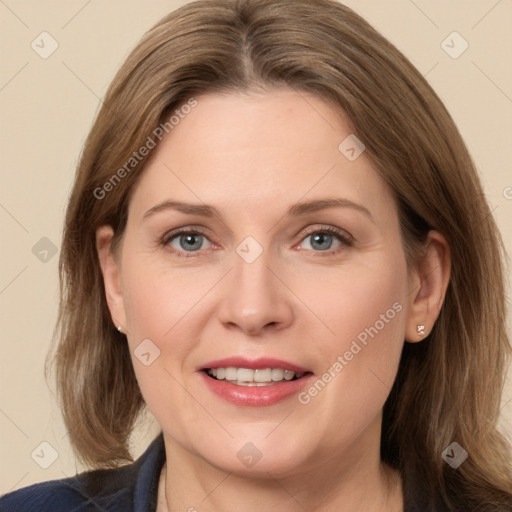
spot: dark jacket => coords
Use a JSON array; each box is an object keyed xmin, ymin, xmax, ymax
[
  {"xmin": 0, "ymin": 434, "xmax": 166, "ymax": 512},
  {"xmin": 0, "ymin": 433, "xmax": 499, "ymax": 511}
]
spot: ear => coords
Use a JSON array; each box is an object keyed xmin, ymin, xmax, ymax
[
  {"xmin": 96, "ymin": 225, "xmax": 126, "ymax": 331},
  {"xmin": 404, "ymin": 231, "xmax": 451, "ymax": 343}
]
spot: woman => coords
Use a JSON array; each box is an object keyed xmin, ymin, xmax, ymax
[{"xmin": 1, "ymin": 0, "xmax": 511, "ymax": 510}]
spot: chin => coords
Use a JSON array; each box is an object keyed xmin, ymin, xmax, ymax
[
  {"xmin": 193, "ymin": 432, "xmax": 315, "ymax": 478},
  {"xmin": 210, "ymin": 451, "xmax": 307, "ymax": 479}
]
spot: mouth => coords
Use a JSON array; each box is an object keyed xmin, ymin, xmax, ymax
[
  {"xmin": 203, "ymin": 367, "xmax": 310, "ymax": 386},
  {"xmin": 199, "ymin": 357, "xmax": 314, "ymax": 406}
]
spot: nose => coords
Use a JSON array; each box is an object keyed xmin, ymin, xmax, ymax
[{"xmin": 216, "ymin": 252, "xmax": 294, "ymax": 336}]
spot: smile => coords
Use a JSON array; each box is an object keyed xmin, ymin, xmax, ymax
[
  {"xmin": 199, "ymin": 357, "xmax": 314, "ymax": 406},
  {"xmin": 205, "ymin": 367, "xmax": 305, "ymax": 386}
]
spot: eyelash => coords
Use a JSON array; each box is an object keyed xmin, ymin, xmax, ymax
[
  {"xmin": 297, "ymin": 225, "xmax": 353, "ymax": 256},
  {"xmin": 160, "ymin": 225, "xmax": 354, "ymax": 258}
]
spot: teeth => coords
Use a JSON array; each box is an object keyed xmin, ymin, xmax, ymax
[
  {"xmin": 254, "ymin": 369, "xmax": 272, "ymax": 382},
  {"xmin": 284, "ymin": 370, "xmax": 295, "ymax": 381},
  {"xmin": 225, "ymin": 367, "xmax": 238, "ymax": 380},
  {"xmin": 271, "ymin": 368, "xmax": 284, "ymax": 381},
  {"xmin": 206, "ymin": 367, "xmax": 305, "ymax": 384},
  {"xmin": 237, "ymin": 368, "xmax": 254, "ymax": 382}
]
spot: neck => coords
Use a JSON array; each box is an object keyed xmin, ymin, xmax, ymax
[{"xmin": 158, "ymin": 424, "xmax": 403, "ymax": 512}]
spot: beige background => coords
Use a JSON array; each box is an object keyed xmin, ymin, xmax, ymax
[{"xmin": 1, "ymin": 0, "xmax": 511, "ymax": 493}]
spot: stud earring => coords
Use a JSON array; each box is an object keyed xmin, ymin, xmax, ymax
[
  {"xmin": 117, "ymin": 326, "xmax": 122, "ymax": 333},
  {"xmin": 417, "ymin": 325, "xmax": 426, "ymax": 336}
]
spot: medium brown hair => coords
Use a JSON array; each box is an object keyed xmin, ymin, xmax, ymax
[{"xmin": 48, "ymin": 0, "xmax": 512, "ymax": 509}]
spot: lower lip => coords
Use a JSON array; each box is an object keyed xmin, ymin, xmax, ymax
[{"xmin": 200, "ymin": 371, "xmax": 314, "ymax": 407}]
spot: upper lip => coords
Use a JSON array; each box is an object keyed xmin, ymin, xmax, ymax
[{"xmin": 200, "ymin": 357, "xmax": 311, "ymax": 374}]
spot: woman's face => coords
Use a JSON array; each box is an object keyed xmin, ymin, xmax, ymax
[{"xmin": 102, "ymin": 89, "xmax": 418, "ymax": 477}]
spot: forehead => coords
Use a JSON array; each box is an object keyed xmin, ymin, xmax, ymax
[{"xmin": 128, "ymin": 89, "xmax": 396, "ymax": 225}]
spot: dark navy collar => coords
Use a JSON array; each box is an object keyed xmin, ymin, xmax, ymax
[
  {"xmin": 132, "ymin": 432, "xmax": 166, "ymax": 511},
  {"xmin": 0, "ymin": 432, "xmax": 166, "ymax": 512},
  {"xmin": 0, "ymin": 433, "xmax": 462, "ymax": 511},
  {"xmin": 71, "ymin": 431, "xmax": 166, "ymax": 511}
]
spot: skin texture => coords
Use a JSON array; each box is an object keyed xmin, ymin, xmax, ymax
[{"xmin": 97, "ymin": 89, "xmax": 450, "ymax": 511}]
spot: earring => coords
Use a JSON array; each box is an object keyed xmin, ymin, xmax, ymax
[
  {"xmin": 417, "ymin": 325, "xmax": 426, "ymax": 336},
  {"xmin": 117, "ymin": 326, "xmax": 122, "ymax": 333}
]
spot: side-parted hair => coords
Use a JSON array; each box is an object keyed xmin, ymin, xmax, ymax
[{"xmin": 49, "ymin": 0, "xmax": 512, "ymax": 509}]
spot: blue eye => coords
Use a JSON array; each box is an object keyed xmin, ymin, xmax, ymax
[
  {"xmin": 167, "ymin": 232, "xmax": 210, "ymax": 252},
  {"xmin": 298, "ymin": 227, "xmax": 352, "ymax": 254},
  {"xmin": 306, "ymin": 232, "xmax": 335, "ymax": 251},
  {"xmin": 161, "ymin": 225, "xmax": 352, "ymax": 258}
]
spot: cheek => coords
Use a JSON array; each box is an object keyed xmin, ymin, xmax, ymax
[
  {"xmin": 120, "ymin": 249, "xmax": 213, "ymax": 339},
  {"xmin": 300, "ymin": 251, "xmax": 408, "ymax": 409},
  {"xmin": 303, "ymin": 249, "xmax": 408, "ymax": 345},
  {"xmin": 119, "ymin": 251, "xmax": 215, "ymax": 428},
  {"xmin": 121, "ymin": 274, "xmax": 193, "ymax": 434}
]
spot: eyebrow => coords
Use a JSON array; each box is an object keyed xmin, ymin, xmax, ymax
[
  {"xmin": 142, "ymin": 198, "xmax": 373, "ymax": 221},
  {"xmin": 143, "ymin": 200, "xmax": 218, "ymax": 220},
  {"xmin": 288, "ymin": 198, "xmax": 372, "ymax": 219}
]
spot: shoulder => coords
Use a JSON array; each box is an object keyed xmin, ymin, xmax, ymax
[
  {"xmin": 0, "ymin": 477, "xmax": 98, "ymax": 512},
  {"xmin": 0, "ymin": 433, "xmax": 165, "ymax": 512},
  {"xmin": 403, "ymin": 472, "xmax": 512, "ymax": 512},
  {"xmin": 0, "ymin": 466, "xmax": 136, "ymax": 512}
]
